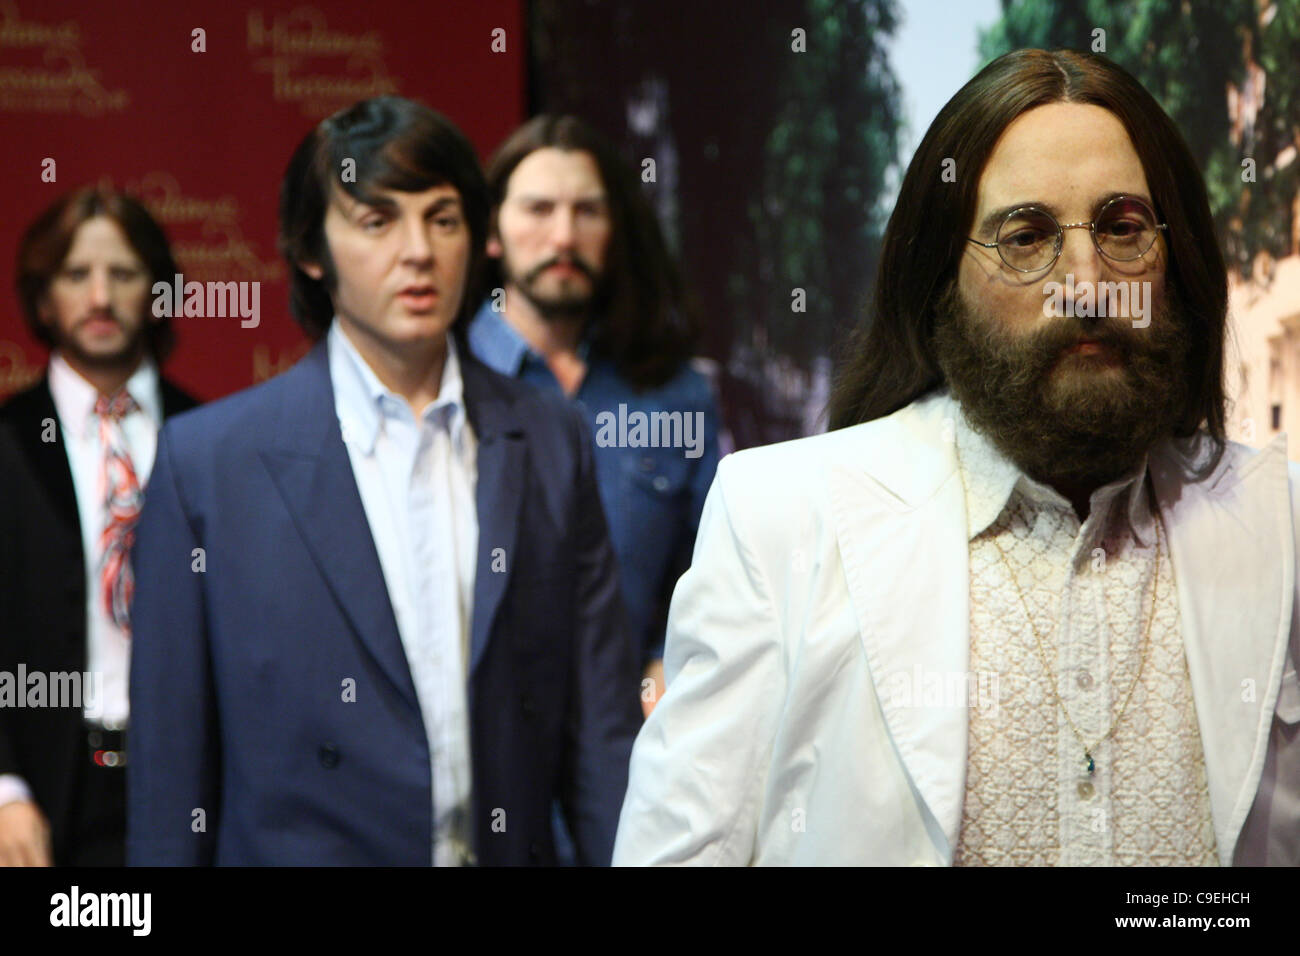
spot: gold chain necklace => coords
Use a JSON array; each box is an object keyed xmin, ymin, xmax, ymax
[{"xmin": 985, "ymin": 481, "xmax": 1162, "ymax": 777}]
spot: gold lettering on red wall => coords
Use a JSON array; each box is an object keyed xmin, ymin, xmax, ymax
[
  {"xmin": 126, "ymin": 172, "xmax": 285, "ymax": 285},
  {"xmin": 0, "ymin": 2, "xmax": 128, "ymax": 114},
  {"xmin": 0, "ymin": 339, "xmax": 41, "ymax": 395},
  {"xmin": 247, "ymin": 7, "xmax": 399, "ymax": 118},
  {"xmin": 252, "ymin": 341, "xmax": 311, "ymax": 383}
]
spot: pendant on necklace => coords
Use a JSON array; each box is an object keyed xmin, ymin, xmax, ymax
[{"xmin": 1085, "ymin": 751, "xmax": 1095, "ymax": 775}]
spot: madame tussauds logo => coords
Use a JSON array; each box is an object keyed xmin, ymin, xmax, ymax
[
  {"xmin": 594, "ymin": 404, "xmax": 706, "ymax": 459},
  {"xmin": 152, "ymin": 272, "xmax": 260, "ymax": 328},
  {"xmin": 1043, "ymin": 275, "xmax": 1151, "ymax": 329}
]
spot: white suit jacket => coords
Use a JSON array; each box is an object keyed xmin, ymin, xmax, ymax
[{"xmin": 613, "ymin": 389, "xmax": 1300, "ymax": 866}]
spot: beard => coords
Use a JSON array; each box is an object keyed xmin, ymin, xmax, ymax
[
  {"xmin": 52, "ymin": 312, "xmax": 149, "ymax": 372},
  {"xmin": 932, "ymin": 278, "xmax": 1191, "ymax": 489},
  {"xmin": 502, "ymin": 251, "xmax": 604, "ymax": 321}
]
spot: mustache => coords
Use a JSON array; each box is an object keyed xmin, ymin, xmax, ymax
[
  {"xmin": 75, "ymin": 310, "xmax": 122, "ymax": 328},
  {"xmin": 523, "ymin": 255, "xmax": 597, "ymax": 284},
  {"xmin": 1031, "ymin": 315, "xmax": 1142, "ymax": 357},
  {"xmin": 965, "ymin": 312, "xmax": 1163, "ymax": 388}
]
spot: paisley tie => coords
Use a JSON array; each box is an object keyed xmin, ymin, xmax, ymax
[{"xmin": 95, "ymin": 390, "xmax": 142, "ymax": 634}]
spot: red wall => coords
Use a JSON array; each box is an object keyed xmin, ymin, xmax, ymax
[{"xmin": 0, "ymin": 0, "xmax": 526, "ymax": 401}]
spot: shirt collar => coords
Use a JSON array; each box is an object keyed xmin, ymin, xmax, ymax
[
  {"xmin": 47, "ymin": 350, "xmax": 162, "ymax": 440},
  {"xmin": 952, "ymin": 398, "xmax": 1156, "ymax": 547},
  {"xmin": 329, "ymin": 321, "xmax": 469, "ymax": 456},
  {"xmin": 467, "ymin": 296, "xmax": 592, "ymax": 378},
  {"xmin": 468, "ymin": 299, "xmax": 532, "ymax": 377}
]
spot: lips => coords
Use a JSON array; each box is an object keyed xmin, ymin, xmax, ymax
[
  {"xmin": 528, "ymin": 257, "xmax": 592, "ymax": 283},
  {"xmin": 396, "ymin": 285, "xmax": 438, "ymax": 311},
  {"xmin": 80, "ymin": 315, "xmax": 121, "ymax": 334},
  {"xmin": 1061, "ymin": 338, "xmax": 1122, "ymax": 360}
]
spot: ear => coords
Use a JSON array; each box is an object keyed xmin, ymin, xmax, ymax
[
  {"xmin": 486, "ymin": 236, "xmax": 503, "ymax": 259},
  {"xmin": 299, "ymin": 260, "xmax": 325, "ymax": 281}
]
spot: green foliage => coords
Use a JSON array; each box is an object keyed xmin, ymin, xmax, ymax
[
  {"xmin": 739, "ymin": 0, "xmax": 904, "ymax": 361},
  {"xmin": 981, "ymin": 0, "xmax": 1300, "ymax": 271}
]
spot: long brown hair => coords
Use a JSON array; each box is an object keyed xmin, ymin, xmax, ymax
[
  {"xmin": 484, "ymin": 114, "xmax": 697, "ymax": 389},
  {"xmin": 828, "ymin": 49, "xmax": 1227, "ymax": 472}
]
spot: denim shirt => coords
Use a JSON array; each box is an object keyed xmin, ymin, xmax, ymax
[{"xmin": 468, "ymin": 300, "xmax": 720, "ymax": 662}]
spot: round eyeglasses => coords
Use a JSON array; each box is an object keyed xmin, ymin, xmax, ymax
[{"xmin": 965, "ymin": 195, "xmax": 1168, "ymax": 273}]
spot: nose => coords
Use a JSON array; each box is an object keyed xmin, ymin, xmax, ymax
[
  {"xmin": 1055, "ymin": 223, "xmax": 1104, "ymax": 289},
  {"xmin": 401, "ymin": 215, "xmax": 434, "ymax": 266},
  {"xmin": 549, "ymin": 207, "xmax": 577, "ymax": 251},
  {"xmin": 89, "ymin": 268, "xmax": 112, "ymax": 309}
]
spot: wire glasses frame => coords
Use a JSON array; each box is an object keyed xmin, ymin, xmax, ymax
[{"xmin": 965, "ymin": 194, "xmax": 1168, "ymax": 273}]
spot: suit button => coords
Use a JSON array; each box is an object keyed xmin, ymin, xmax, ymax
[{"xmin": 318, "ymin": 743, "xmax": 340, "ymax": 768}]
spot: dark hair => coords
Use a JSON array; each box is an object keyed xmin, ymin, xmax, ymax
[
  {"xmin": 15, "ymin": 185, "xmax": 178, "ymax": 361},
  {"xmin": 278, "ymin": 95, "xmax": 490, "ymax": 340},
  {"xmin": 828, "ymin": 49, "xmax": 1228, "ymax": 472},
  {"xmin": 485, "ymin": 114, "xmax": 697, "ymax": 389}
]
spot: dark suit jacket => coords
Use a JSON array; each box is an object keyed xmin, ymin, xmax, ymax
[
  {"xmin": 126, "ymin": 338, "xmax": 644, "ymax": 866},
  {"xmin": 0, "ymin": 372, "xmax": 197, "ymax": 865}
]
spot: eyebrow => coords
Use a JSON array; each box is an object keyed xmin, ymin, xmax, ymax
[
  {"xmin": 974, "ymin": 191, "xmax": 1152, "ymax": 236},
  {"xmin": 341, "ymin": 193, "xmax": 462, "ymax": 216},
  {"xmin": 512, "ymin": 193, "xmax": 608, "ymax": 205}
]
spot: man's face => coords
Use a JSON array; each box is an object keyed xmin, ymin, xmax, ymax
[
  {"xmin": 307, "ymin": 183, "xmax": 470, "ymax": 355},
  {"xmin": 490, "ymin": 147, "xmax": 611, "ymax": 318},
  {"xmin": 937, "ymin": 102, "xmax": 1189, "ymax": 485},
  {"xmin": 40, "ymin": 216, "xmax": 152, "ymax": 368}
]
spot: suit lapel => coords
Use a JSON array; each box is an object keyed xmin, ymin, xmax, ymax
[
  {"xmin": 460, "ymin": 352, "xmax": 526, "ymax": 678},
  {"xmin": 828, "ymin": 391, "xmax": 969, "ymax": 858},
  {"xmin": 16, "ymin": 372, "xmax": 193, "ymax": 527},
  {"xmin": 833, "ymin": 391, "xmax": 1296, "ymax": 866},
  {"xmin": 16, "ymin": 379, "xmax": 81, "ymax": 537},
  {"xmin": 258, "ymin": 343, "xmax": 419, "ymax": 713},
  {"xmin": 1151, "ymin": 433, "xmax": 1294, "ymax": 865}
]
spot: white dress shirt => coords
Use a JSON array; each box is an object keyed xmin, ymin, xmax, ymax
[
  {"xmin": 0, "ymin": 353, "xmax": 162, "ymax": 809},
  {"xmin": 51, "ymin": 351, "xmax": 162, "ymax": 728},
  {"xmin": 950, "ymin": 404, "xmax": 1216, "ymax": 865},
  {"xmin": 328, "ymin": 322, "xmax": 478, "ymax": 867}
]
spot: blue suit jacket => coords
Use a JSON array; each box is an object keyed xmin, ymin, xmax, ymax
[{"xmin": 126, "ymin": 338, "xmax": 643, "ymax": 865}]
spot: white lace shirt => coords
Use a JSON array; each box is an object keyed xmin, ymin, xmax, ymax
[{"xmin": 950, "ymin": 404, "xmax": 1217, "ymax": 866}]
